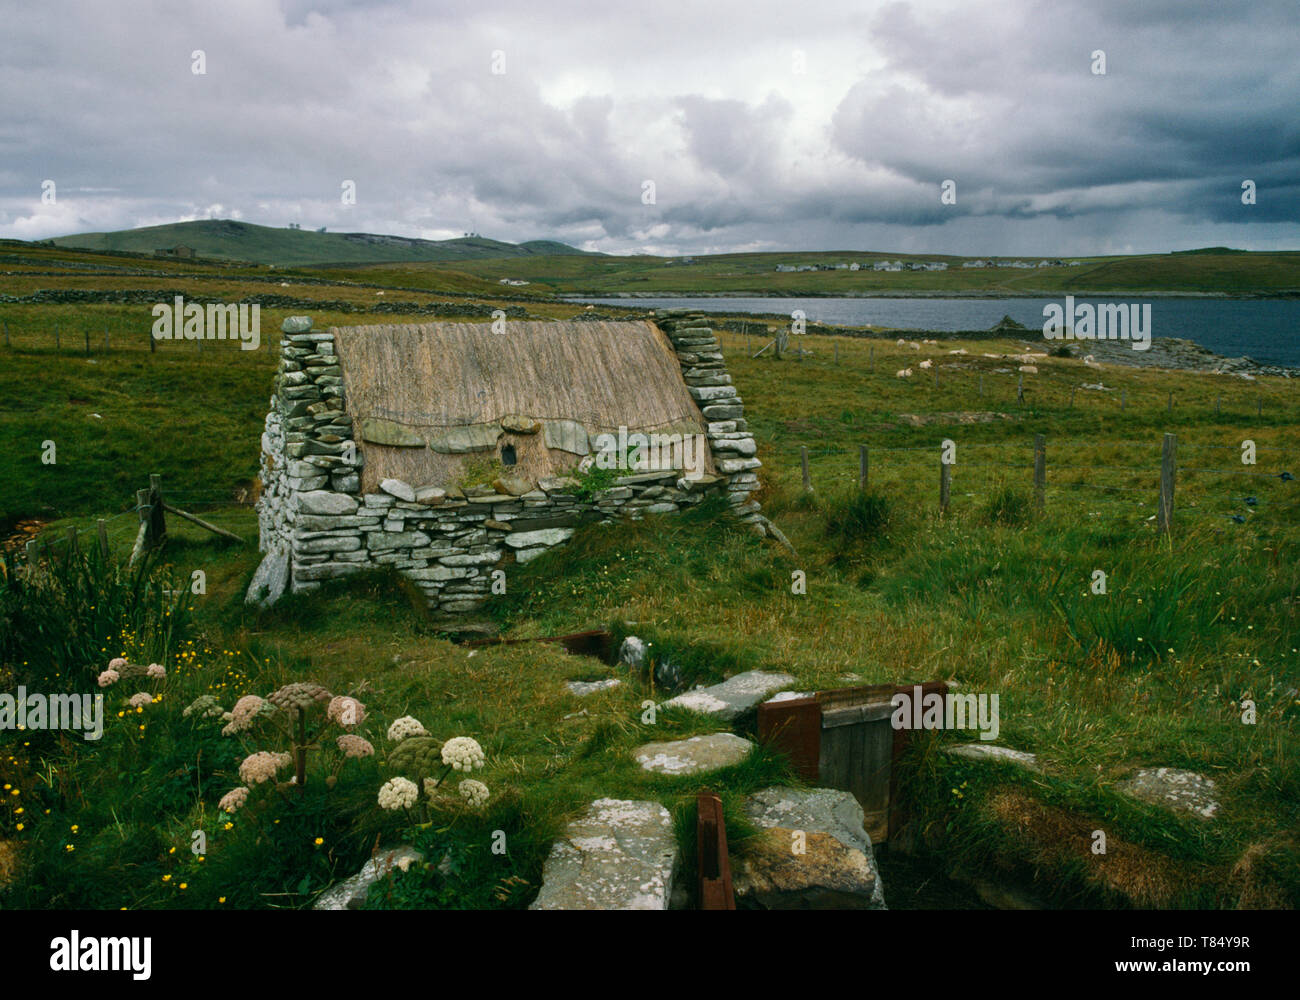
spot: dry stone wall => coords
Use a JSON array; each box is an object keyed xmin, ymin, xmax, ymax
[{"xmin": 251, "ymin": 310, "xmax": 764, "ymax": 614}]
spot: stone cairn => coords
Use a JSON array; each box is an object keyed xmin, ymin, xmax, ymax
[{"xmin": 250, "ymin": 311, "xmax": 764, "ymax": 614}]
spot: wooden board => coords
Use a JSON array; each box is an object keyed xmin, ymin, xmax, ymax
[
  {"xmin": 756, "ymin": 696, "xmax": 821, "ymax": 782},
  {"xmin": 697, "ymin": 791, "xmax": 735, "ymax": 910},
  {"xmin": 819, "ymin": 693, "xmax": 894, "ymax": 844}
]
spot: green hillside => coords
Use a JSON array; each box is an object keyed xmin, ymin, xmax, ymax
[
  {"xmin": 51, "ymin": 219, "xmax": 594, "ymax": 267},
  {"xmin": 444, "ymin": 248, "xmax": 1300, "ymax": 297}
]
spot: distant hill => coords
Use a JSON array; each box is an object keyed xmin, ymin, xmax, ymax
[
  {"xmin": 50, "ymin": 219, "xmax": 598, "ymax": 267},
  {"xmin": 1171, "ymin": 246, "xmax": 1249, "ymax": 255}
]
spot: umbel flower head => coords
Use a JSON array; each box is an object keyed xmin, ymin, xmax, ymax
[
  {"xmin": 327, "ymin": 696, "xmax": 367, "ymax": 728},
  {"xmin": 239, "ymin": 751, "xmax": 290, "ymax": 786},
  {"xmin": 146, "ymin": 663, "xmax": 166, "ymax": 679},
  {"xmin": 386, "ymin": 716, "xmax": 427, "ymax": 742},
  {"xmin": 377, "ymin": 777, "xmax": 419, "ymax": 811},
  {"xmin": 128, "ymin": 692, "xmax": 153, "ymax": 708},
  {"xmin": 108, "ymin": 657, "xmax": 128, "ymax": 671},
  {"xmin": 219, "ymin": 787, "xmax": 249, "ymax": 813},
  {"xmin": 97, "ymin": 669, "xmax": 119, "ymax": 688},
  {"xmin": 441, "ymin": 737, "xmax": 486, "ymax": 772},
  {"xmin": 458, "ymin": 779, "xmax": 490, "ymax": 807},
  {"xmin": 337, "ymin": 734, "xmax": 375, "ymax": 759},
  {"xmin": 268, "ymin": 682, "xmax": 333, "ymax": 713},
  {"xmin": 388, "ymin": 736, "xmax": 440, "ymax": 777},
  {"xmin": 222, "ymin": 695, "xmax": 267, "ymax": 735},
  {"xmin": 183, "ymin": 695, "xmax": 224, "ymax": 720}
]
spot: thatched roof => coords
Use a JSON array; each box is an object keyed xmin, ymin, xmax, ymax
[{"xmin": 331, "ymin": 319, "xmax": 715, "ymax": 492}]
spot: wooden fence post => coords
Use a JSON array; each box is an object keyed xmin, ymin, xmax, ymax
[
  {"xmin": 801, "ymin": 446, "xmax": 812, "ymax": 493},
  {"xmin": 84, "ymin": 328, "xmax": 91, "ymax": 357},
  {"xmin": 1033, "ymin": 434, "xmax": 1046, "ymax": 511},
  {"xmin": 97, "ymin": 518, "xmax": 110, "ymax": 560},
  {"xmin": 1069, "ymin": 386, "xmax": 1076, "ymax": 409},
  {"xmin": 148, "ymin": 474, "xmax": 167, "ymax": 546},
  {"xmin": 1017, "ymin": 374, "xmax": 1024, "ymax": 404},
  {"xmin": 1157, "ymin": 433, "xmax": 1176, "ymax": 534},
  {"xmin": 55, "ymin": 323, "xmax": 60, "ymax": 351},
  {"xmin": 149, "ymin": 323, "xmax": 156, "ymax": 353},
  {"xmin": 868, "ymin": 345, "xmax": 874, "ymax": 368},
  {"xmin": 939, "ymin": 452, "xmax": 951, "ymax": 514},
  {"xmin": 859, "ymin": 445, "xmax": 868, "ymax": 491},
  {"xmin": 130, "ymin": 488, "xmax": 151, "ymax": 566},
  {"xmin": 1121, "ymin": 388, "xmax": 1127, "ymax": 412}
]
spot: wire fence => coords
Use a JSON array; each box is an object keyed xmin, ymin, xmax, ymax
[
  {"xmin": 9, "ymin": 476, "xmax": 253, "ymax": 564},
  {"xmin": 791, "ymin": 433, "xmax": 1297, "ymax": 531}
]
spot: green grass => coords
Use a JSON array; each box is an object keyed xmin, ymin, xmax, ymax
[{"xmin": 1, "ymin": 245, "xmax": 1298, "ymax": 909}]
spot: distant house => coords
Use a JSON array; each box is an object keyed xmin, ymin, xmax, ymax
[
  {"xmin": 154, "ymin": 245, "xmax": 196, "ymax": 259},
  {"xmin": 849, "ymin": 262, "xmax": 860, "ymax": 271}
]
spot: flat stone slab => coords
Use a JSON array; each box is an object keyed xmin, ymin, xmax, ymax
[
  {"xmin": 947, "ymin": 743, "xmax": 1043, "ymax": 772},
  {"xmin": 566, "ymin": 678, "xmax": 623, "ymax": 696},
  {"xmin": 244, "ymin": 545, "xmax": 289, "ymax": 609},
  {"xmin": 661, "ymin": 669, "xmax": 795, "ymax": 721},
  {"xmin": 313, "ymin": 845, "xmax": 423, "ymax": 910},
  {"xmin": 529, "ymin": 799, "xmax": 678, "ymax": 910},
  {"xmin": 633, "ymin": 733, "xmax": 754, "ymax": 776},
  {"xmin": 736, "ymin": 786, "xmax": 885, "ymax": 910},
  {"xmin": 764, "ymin": 691, "xmax": 815, "ymax": 704},
  {"xmin": 733, "ymin": 828, "xmax": 881, "ymax": 910},
  {"xmin": 379, "ymin": 478, "xmax": 416, "ymax": 502},
  {"xmin": 1116, "ymin": 767, "xmax": 1220, "ymax": 820},
  {"xmin": 505, "ymin": 527, "xmax": 574, "ymax": 549}
]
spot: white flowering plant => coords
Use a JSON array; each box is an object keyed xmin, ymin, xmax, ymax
[
  {"xmin": 378, "ymin": 720, "xmax": 491, "ymax": 820},
  {"xmin": 214, "ymin": 681, "xmax": 376, "ymax": 818}
]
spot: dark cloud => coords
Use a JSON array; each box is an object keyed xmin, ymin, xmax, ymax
[{"xmin": 0, "ymin": 0, "xmax": 1295, "ymax": 253}]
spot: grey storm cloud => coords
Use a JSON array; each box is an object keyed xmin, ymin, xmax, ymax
[{"xmin": 0, "ymin": 0, "xmax": 1296, "ymax": 254}]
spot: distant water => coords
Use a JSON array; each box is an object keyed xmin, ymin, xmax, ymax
[{"xmin": 573, "ymin": 296, "xmax": 1300, "ymax": 367}]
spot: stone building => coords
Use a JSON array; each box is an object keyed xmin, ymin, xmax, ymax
[{"xmin": 246, "ymin": 311, "xmax": 767, "ymax": 614}]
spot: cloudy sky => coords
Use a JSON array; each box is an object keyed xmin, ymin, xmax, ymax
[{"xmin": 2, "ymin": 0, "xmax": 1297, "ymax": 256}]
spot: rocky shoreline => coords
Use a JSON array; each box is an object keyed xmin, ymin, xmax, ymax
[{"xmin": 1020, "ymin": 334, "xmax": 1297, "ymax": 378}]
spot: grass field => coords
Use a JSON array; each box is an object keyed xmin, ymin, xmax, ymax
[{"xmin": 1, "ymin": 241, "xmax": 1297, "ymax": 909}]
